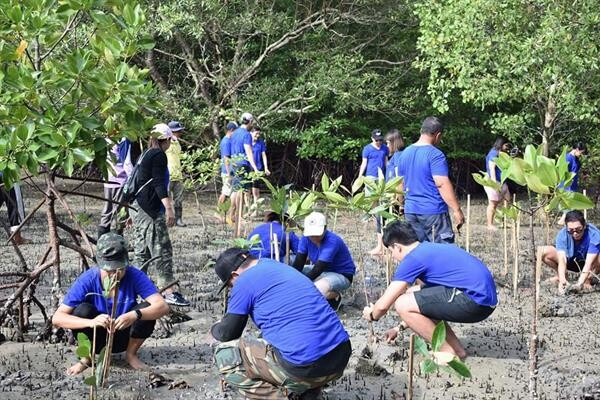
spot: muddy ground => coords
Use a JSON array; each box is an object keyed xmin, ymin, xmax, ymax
[{"xmin": 1, "ymin": 179, "xmax": 600, "ymax": 400}]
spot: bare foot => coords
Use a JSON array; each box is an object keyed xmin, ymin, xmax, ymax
[
  {"xmin": 66, "ymin": 359, "xmax": 90, "ymax": 376},
  {"xmin": 126, "ymin": 353, "xmax": 149, "ymax": 370},
  {"xmin": 545, "ymin": 275, "xmax": 560, "ymax": 284}
]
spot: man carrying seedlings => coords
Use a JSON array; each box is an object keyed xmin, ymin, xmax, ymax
[
  {"xmin": 291, "ymin": 212, "xmax": 356, "ymax": 310},
  {"xmin": 52, "ymin": 233, "xmax": 170, "ymax": 375},
  {"xmin": 166, "ymin": 120, "xmax": 187, "ymax": 227},
  {"xmin": 396, "ymin": 116, "xmax": 464, "ymax": 243},
  {"xmin": 541, "ymin": 210, "xmax": 600, "ymax": 294},
  {"xmin": 210, "ymin": 247, "xmax": 351, "ymax": 400},
  {"xmin": 362, "ymin": 221, "xmax": 497, "ymax": 358},
  {"xmin": 247, "ymin": 211, "xmax": 299, "ymax": 262}
]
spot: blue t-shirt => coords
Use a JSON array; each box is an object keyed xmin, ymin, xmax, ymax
[
  {"xmin": 62, "ymin": 267, "xmax": 158, "ymax": 316},
  {"xmin": 392, "ymin": 242, "xmax": 497, "ymax": 307},
  {"xmin": 220, "ymin": 136, "xmax": 232, "ymax": 175},
  {"xmin": 485, "ymin": 148, "xmax": 501, "ymax": 182},
  {"xmin": 362, "ymin": 143, "xmax": 389, "ymax": 178},
  {"xmin": 555, "ymin": 223, "xmax": 600, "ymax": 260},
  {"xmin": 397, "ymin": 144, "xmax": 449, "ymax": 214},
  {"xmin": 252, "ymin": 139, "xmax": 267, "ymax": 171},
  {"xmin": 247, "ymin": 222, "xmax": 299, "ymax": 262},
  {"xmin": 230, "ymin": 126, "xmax": 253, "ymax": 168},
  {"xmin": 227, "ymin": 259, "xmax": 350, "ymax": 365},
  {"xmin": 386, "ymin": 151, "xmax": 403, "ymax": 182},
  {"xmin": 297, "ymin": 230, "xmax": 356, "ymax": 276},
  {"xmin": 565, "ymin": 153, "xmax": 580, "ymax": 192}
]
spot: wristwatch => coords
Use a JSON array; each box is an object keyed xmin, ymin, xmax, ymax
[{"xmin": 135, "ymin": 309, "xmax": 143, "ymax": 320}]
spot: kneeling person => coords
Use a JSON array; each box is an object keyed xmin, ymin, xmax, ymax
[
  {"xmin": 363, "ymin": 221, "xmax": 497, "ymax": 359},
  {"xmin": 211, "ymin": 248, "xmax": 351, "ymax": 400},
  {"xmin": 541, "ymin": 210, "xmax": 600, "ymax": 293},
  {"xmin": 52, "ymin": 233, "xmax": 170, "ymax": 375},
  {"xmin": 292, "ymin": 212, "xmax": 356, "ymax": 309}
]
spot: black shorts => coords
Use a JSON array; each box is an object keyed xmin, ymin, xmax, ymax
[
  {"xmin": 414, "ymin": 286, "xmax": 495, "ymax": 323},
  {"xmin": 232, "ymin": 165, "xmax": 251, "ymax": 191},
  {"xmin": 566, "ymin": 258, "xmax": 586, "ymax": 272}
]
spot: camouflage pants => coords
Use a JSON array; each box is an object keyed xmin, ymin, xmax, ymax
[
  {"xmin": 130, "ymin": 203, "xmax": 174, "ymax": 287},
  {"xmin": 214, "ymin": 335, "xmax": 342, "ymax": 400},
  {"xmin": 169, "ymin": 180, "xmax": 185, "ymax": 220}
]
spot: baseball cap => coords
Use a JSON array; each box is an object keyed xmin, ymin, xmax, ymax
[
  {"xmin": 215, "ymin": 248, "xmax": 250, "ymax": 293},
  {"xmin": 168, "ymin": 121, "xmax": 185, "ymax": 132},
  {"xmin": 226, "ymin": 122, "xmax": 238, "ymax": 131},
  {"xmin": 371, "ymin": 129, "xmax": 384, "ymax": 140},
  {"xmin": 96, "ymin": 232, "xmax": 129, "ymax": 271},
  {"xmin": 303, "ymin": 212, "xmax": 327, "ymax": 237},
  {"xmin": 240, "ymin": 112, "xmax": 254, "ymax": 124},
  {"xmin": 151, "ymin": 123, "xmax": 173, "ymax": 140}
]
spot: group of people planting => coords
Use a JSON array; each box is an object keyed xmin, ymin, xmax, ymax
[{"xmin": 33, "ymin": 114, "xmax": 594, "ymax": 399}]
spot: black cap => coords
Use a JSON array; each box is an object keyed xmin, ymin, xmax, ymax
[
  {"xmin": 215, "ymin": 248, "xmax": 250, "ymax": 293},
  {"xmin": 371, "ymin": 129, "xmax": 384, "ymax": 140}
]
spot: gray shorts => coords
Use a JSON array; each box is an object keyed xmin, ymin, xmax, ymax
[
  {"xmin": 302, "ymin": 266, "xmax": 352, "ymax": 293},
  {"xmin": 405, "ymin": 212, "xmax": 454, "ymax": 244}
]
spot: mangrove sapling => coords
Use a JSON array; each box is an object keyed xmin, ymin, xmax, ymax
[
  {"xmin": 473, "ymin": 144, "xmax": 594, "ymax": 400},
  {"xmin": 101, "ymin": 273, "xmax": 120, "ymax": 386}
]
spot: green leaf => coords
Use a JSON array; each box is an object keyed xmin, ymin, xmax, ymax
[
  {"xmin": 77, "ymin": 332, "xmax": 92, "ymax": 349},
  {"xmin": 95, "ymin": 347, "xmax": 106, "ymax": 386},
  {"xmin": 472, "ymin": 171, "xmax": 501, "ymax": 191},
  {"xmin": 560, "ymin": 191, "xmax": 594, "ymax": 210},
  {"xmin": 420, "ymin": 359, "xmax": 438, "ymax": 374},
  {"xmin": 447, "ymin": 358, "xmax": 472, "ymax": 378},
  {"xmin": 76, "ymin": 345, "xmax": 91, "ymax": 358},
  {"xmin": 431, "ymin": 321, "xmax": 446, "ymax": 352},
  {"xmin": 535, "ymin": 155, "xmax": 558, "ymax": 187},
  {"xmin": 351, "ymin": 177, "xmax": 364, "ymax": 194},
  {"xmin": 523, "ymin": 145, "xmax": 537, "ymax": 169},
  {"xmin": 506, "ymin": 158, "xmax": 527, "ymax": 186},
  {"xmin": 413, "ymin": 336, "xmax": 429, "ymax": 357},
  {"xmin": 524, "ymin": 174, "xmax": 550, "ymax": 194},
  {"xmin": 83, "ymin": 375, "xmax": 96, "ymax": 386},
  {"xmin": 320, "ymin": 173, "xmax": 330, "ymax": 192},
  {"xmin": 322, "ymin": 191, "xmax": 347, "ymax": 205}
]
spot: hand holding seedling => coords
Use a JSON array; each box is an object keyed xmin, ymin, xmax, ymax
[
  {"xmin": 113, "ymin": 312, "xmax": 137, "ymax": 331},
  {"xmin": 89, "ymin": 314, "xmax": 111, "ymax": 329},
  {"xmin": 453, "ymin": 209, "xmax": 464, "ymax": 233}
]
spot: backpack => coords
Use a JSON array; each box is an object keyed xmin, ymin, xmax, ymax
[{"xmin": 121, "ymin": 149, "xmax": 154, "ymax": 204}]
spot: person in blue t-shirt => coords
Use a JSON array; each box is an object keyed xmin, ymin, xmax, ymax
[
  {"xmin": 358, "ymin": 129, "xmax": 390, "ymax": 256},
  {"xmin": 484, "ymin": 136, "xmax": 512, "ymax": 230},
  {"xmin": 51, "ymin": 233, "xmax": 169, "ymax": 376},
  {"xmin": 558, "ymin": 142, "xmax": 587, "ymax": 225},
  {"xmin": 363, "ymin": 221, "xmax": 497, "ymax": 359},
  {"xmin": 249, "ymin": 127, "xmax": 270, "ymax": 214},
  {"xmin": 210, "ymin": 248, "xmax": 351, "ymax": 399},
  {"xmin": 292, "ymin": 212, "xmax": 356, "ymax": 310},
  {"xmin": 397, "ymin": 116, "xmax": 464, "ymax": 244},
  {"xmin": 247, "ymin": 212, "xmax": 299, "ymax": 261},
  {"xmin": 228, "ymin": 112, "xmax": 259, "ymax": 224},
  {"xmin": 218, "ymin": 122, "xmax": 237, "ymax": 206},
  {"xmin": 542, "ymin": 210, "xmax": 600, "ymax": 294}
]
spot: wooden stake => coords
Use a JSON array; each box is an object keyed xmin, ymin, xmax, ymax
[
  {"xmin": 285, "ymin": 231, "xmax": 290, "ymax": 265},
  {"xmin": 466, "ymin": 194, "xmax": 471, "ymax": 252},
  {"xmin": 583, "ymin": 189, "xmax": 588, "ymax": 220},
  {"xmin": 513, "ymin": 212, "xmax": 520, "ymax": 299},
  {"xmin": 273, "ymin": 233, "xmax": 280, "ymax": 261},
  {"xmin": 269, "ymin": 223, "xmax": 274, "ymax": 259},
  {"xmin": 503, "ymin": 212, "xmax": 508, "ymax": 276},
  {"xmin": 408, "ymin": 334, "xmax": 415, "ymax": 400}
]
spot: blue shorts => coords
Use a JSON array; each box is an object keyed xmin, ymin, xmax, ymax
[
  {"xmin": 302, "ymin": 266, "xmax": 352, "ymax": 293},
  {"xmin": 405, "ymin": 212, "xmax": 454, "ymax": 244},
  {"xmin": 232, "ymin": 165, "xmax": 251, "ymax": 191}
]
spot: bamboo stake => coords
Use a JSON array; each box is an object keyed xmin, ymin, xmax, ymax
[
  {"xmin": 544, "ymin": 210, "xmax": 550, "ymax": 246},
  {"xmin": 583, "ymin": 189, "xmax": 587, "ymax": 219},
  {"xmin": 102, "ymin": 279, "xmax": 120, "ymax": 386},
  {"xmin": 234, "ymin": 192, "xmax": 243, "ymax": 238},
  {"xmin": 408, "ymin": 334, "xmax": 415, "ymax": 400},
  {"xmin": 385, "ymin": 249, "xmax": 391, "ymax": 286},
  {"xmin": 285, "ymin": 231, "xmax": 290, "ymax": 265},
  {"xmin": 90, "ymin": 326, "xmax": 97, "ymax": 399},
  {"xmin": 269, "ymin": 223, "xmax": 274, "ymax": 259},
  {"xmin": 503, "ymin": 212, "xmax": 508, "ymax": 276},
  {"xmin": 273, "ymin": 233, "xmax": 280, "ymax": 261},
  {"xmin": 513, "ymin": 212, "xmax": 520, "ymax": 299},
  {"xmin": 466, "ymin": 194, "xmax": 471, "ymax": 252}
]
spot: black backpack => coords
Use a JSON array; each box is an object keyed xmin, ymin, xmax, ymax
[{"xmin": 121, "ymin": 150, "xmax": 154, "ymax": 204}]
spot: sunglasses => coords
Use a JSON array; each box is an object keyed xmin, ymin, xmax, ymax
[{"xmin": 567, "ymin": 226, "xmax": 585, "ymax": 235}]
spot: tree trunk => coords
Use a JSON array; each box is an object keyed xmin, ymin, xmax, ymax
[
  {"xmin": 541, "ymin": 98, "xmax": 556, "ymax": 157},
  {"xmin": 46, "ymin": 175, "xmax": 62, "ymax": 311}
]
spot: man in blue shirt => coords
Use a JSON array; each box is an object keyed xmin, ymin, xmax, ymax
[
  {"xmin": 218, "ymin": 122, "xmax": 237, "ymax": 207},
  {"xmin": 247, "ymin": 212, "xmax": 299, "ymax": 262},
  {"xmin": 292, "ymin": 212, "xmax": 356, "ymax": 310},
  {"xmin": 229, "ymin": 113, "xmax": 259, "ymax": 224},
  {"xmin": 363, "ymin": 221, "xmax": 497, "ymax": 359},
  {"xmin": 210, "ymin": 248, "xmax": 351, "ymax": 399},
  {"xmin": 397, "ymin": 116, "xmax": 464, "ymax": 243},
  {"xmin": 358, "ymin": 129, "xmax": 389, "ymax": 256},
  {"xmin": 51, "ymin": 233, "xmax": 170, "ymax": 376},
  {"xmin": 250, "ymin": 126, "xmax": 270, "ymax": 215},
  {"xmin": 558, "ymin": 142, "xmax": 587, "ymax": 225},
  {"xmin": 542, "ymin": 210, "xmax": 600, "ymax": 294}
]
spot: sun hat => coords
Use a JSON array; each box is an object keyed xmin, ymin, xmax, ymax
[{"xmin": 96, "ymin": 232, "xmax": 129, "ymax": 271}]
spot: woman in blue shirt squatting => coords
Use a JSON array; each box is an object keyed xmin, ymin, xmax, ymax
[
  {"xmin": 484, "ymin": 136, "xmax": 512, "ymax": 230},
  {"xmin": 51, "ymin": 233, "xmax": 169, "ymax": 376},
  {"xmin": 292, "ymin": 212, "xmax": 356, "ymax": 311},
  {"xmin": 358, "ymin": 129, "xmax": 389, "ymax": 256},
  {"xmin": 541, "ymin": 210, "xmax": 600, "ymax": 294},
  {"xmin": 210, "ymin": 247, "xmax": 351, "ymax": 399},
  {"xmin": 363, "ymin": 221, "xmax": 497, "ymax": 359},
  {"xmin": 247, "ymin": 211, "xmax": 299, "ymax": 262}
]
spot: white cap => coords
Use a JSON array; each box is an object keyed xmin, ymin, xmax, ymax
[
  {"xmin": 303, "ymin": 212, "xmax": 327, "ymax": 236},
  {"xmin": 241, "ymin": 112, "xmax": 254, "ymax": 124},
  {"xmin": 151, "ymin": 123, "xmax": 173, "ymax": 140}
]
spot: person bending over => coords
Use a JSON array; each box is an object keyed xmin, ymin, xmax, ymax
[
  {"xmin": 362, "ymin": 221, "xmax": 497, "ymax": 359},
  {"xmin": 247, "ymin": 211, "xmax": 299, "ymax": 262},
  {"xmin": 210, "ymin": 248, "xmax": 351, "ymax": 400},
  {"xmin": 542, "ymin": 210, "xmax": 600, "ymax": 294},
  {"xmin": 292, "ymin": 212, "xmax": 356, "ymax": 310},
  {"xmin": 52, "ymin": 233, "xmax": 169, "ymax": 375}
]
